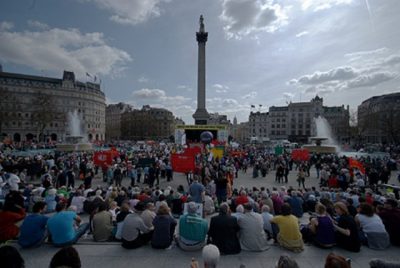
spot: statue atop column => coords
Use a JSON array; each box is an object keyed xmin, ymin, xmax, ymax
[{"xmin": 199, "ymin": 15, "xmax": 205, "ymax": 33}]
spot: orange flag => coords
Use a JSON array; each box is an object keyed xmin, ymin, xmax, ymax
[{"xmin": 349, "ymin": 158, "xmax": 365, "ymax": 174}]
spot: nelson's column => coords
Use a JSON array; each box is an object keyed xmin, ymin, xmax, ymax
[{"xmin": 193, "ymin": 15, "xmax": 210, "ymax": 125}]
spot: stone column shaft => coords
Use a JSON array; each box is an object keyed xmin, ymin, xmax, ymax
[{"xmin": 197, "ymin": 42, "xmax": 206, "ymax": 110}]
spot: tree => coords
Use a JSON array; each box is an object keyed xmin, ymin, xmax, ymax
[
  {"xmin": 0, "ymin": 87, "xmax": 9, "ymax": 137},
  {"xmin": 32, "ymin": 92, "xmax": 58, "ymax": 142}
]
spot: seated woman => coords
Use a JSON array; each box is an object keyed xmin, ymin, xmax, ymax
[
  {"xmin": 151, "ymin": 203, "xmax": 177, "ymax": 249},
  {"xmin": 271, "ymin": 203, "xmax": 304, "ymax": 252},
  {"xmin": 333, "ymin": 202, "xmax": 360, "ymax": 252},
  {"xmin": 0, "ymin": 191, "xmax": 26, "ymax": 242},
  {"xmin": 355, "ymin": 203, "xmax": 390, "ymax": 250},
  {"xmin": 306, "ymin": 203, "xmax": 335, "ymax": 248}
]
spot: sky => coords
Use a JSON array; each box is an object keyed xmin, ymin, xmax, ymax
[{"xmin": 0, "ymin": 0, "xmax": 400, "ymax": 124}]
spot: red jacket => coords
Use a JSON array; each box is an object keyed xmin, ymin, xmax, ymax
[{"xmin": 0, "ymin": 208, "xmax": 26, "ymax": 241}]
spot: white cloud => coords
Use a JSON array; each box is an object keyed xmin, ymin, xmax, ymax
[
  {"xmin": 133, "ymin": 88, "xmax": 165, "ymax": 98},
  {"xmin": 384, "ymin": 54, "xmax": 400, "ymax": 65},
  {"xmin": 132, "ymin": 88, "xmax": 190, "ymax": 104},
  {"xmin": 283, "ymin": 92, "xmax": 295, "ymax": 99},
  {"xmin": 27, "ymin": 20, "xmax": 49, "ymax": 30},
  {"xmin": 290, "ymin": 48, "xmax": 400, "ymax": 95},
  {"xmin": 177, "ymin": 85, "xmax": 193, "ymax": 91},
  {"xmin": 0, "ymin": 21, "xmax": 13, "ymax": 31},
  {"xmin": 0, "ymin": 23, "xmax": 132, "ymax": 78},
  {"xmin": 345, "ymin": 47, "xmax": 388, "ymax": 60},
  {"xmin": 345, "ymin": 72, "xmax": 397, "ymax": 89},
  {"xmin": 301, "ymin": 0, "xmax": 353, "ymax": 12},
  {"xmin": 242, "ymin": 91, "xmax": 257, "ymax": 99},
  {"xmin": 84, "ymin": 0, "xmax": 169, "ymax": 25},
  {"xmin": 138, "ymin": 76, "xmax": 149, "ymax": 83},
  {"xmin": 219, "ymin": 0, "xmax": 288, "ymax": 39},
  {"xmin": 213, "ymin": 83, "xmax": 229, "ymax": 93},
  {"xmin": 295, "ymin": 31, "xmax": 308, "ymax": 38},
  {"xmin": 294, "ymin": 66, "xmax": 358, "ymax": 85}
]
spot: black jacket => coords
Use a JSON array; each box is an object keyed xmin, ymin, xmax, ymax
[{"xmin": 208, "ymin": 213, "xmax": 241, "ymax": 255}]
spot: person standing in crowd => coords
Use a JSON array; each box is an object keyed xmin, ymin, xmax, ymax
[
  {"xmin": 18, "ymin": 201, "xmax": 49, "ymax": 248},
  {"xmin": 297, "ymin": 167, "xmax": 306, "ymax": 189},
  {"xmin": 113, "ymin": 165, "xmax": 122, "ymax": 187},
  {"xmin": 208, "ymin": 202, "xmax": 241, "ymax": 255},
  {"xmin": 189, "ymin": 176, "xmax": 205, "ymax": 204}
]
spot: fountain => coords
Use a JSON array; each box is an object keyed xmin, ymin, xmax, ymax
[
  {"xmin": 302, "ymin": 116, "xmax": 339, "ymax": 154},
  {"xmin": 56, "ymin": 110, "xmax": 93, "ymax": 152}
]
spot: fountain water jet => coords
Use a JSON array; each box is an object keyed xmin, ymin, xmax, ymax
[
  {"xmin": 56, "ymin": 110, "xmax": 93, "ymax": 152},
  {"xmin": 302, "ymin": 116, "xmax": 340, "ymax": 154}
]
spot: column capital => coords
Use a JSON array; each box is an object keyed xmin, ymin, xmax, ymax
[{"xmin": 196, "ymin": 32, "xmax": 208, "ymax": 43}]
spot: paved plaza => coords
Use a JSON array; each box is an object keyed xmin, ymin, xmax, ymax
[{"xmin": 14, "ymin": 168, "xmax": 400, "ymax": 268}]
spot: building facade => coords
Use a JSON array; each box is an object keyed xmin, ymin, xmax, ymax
[
  {"xmin": 248, "ymin": 111, "xmax": 269, "ymax": 143},
  {"xmin": 246, "ymin": 96, "xmax": 350, "ymax": 144},
  {"xmin": 287, "ymin": 96, "xmax": 323, "ymax": 143},
  {"xmin": 358, "ymin": 92, "xmax": 400, "ymax": 143},
  {"xmin": 208, "ymin": 113, "xmax": 230, "ymax": 125},
  {"xmin": 105, "ymin": 102, "xmax": 133, "ymax": 141},
  {"xmin": 269, "ymin": 106, "xmax": 289, "ymax": 141},
  {"xmin": 120, "ymin": 105, "xmax": 176, "ymax": 141},
  {"xmin": 0, "ymin": 69, "xmax": 106, "ymax": 142},
  {"xmin": 323, "ymin": 105, "xmax": 350, "ymax": 143}
]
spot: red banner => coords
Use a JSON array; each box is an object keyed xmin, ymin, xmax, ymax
[
  {"xmin": 230, "ymin": 150, "xmax": 246, "ymax": 158},
  {"xmin": 291, "ymin": 149, "xmax": 310, "ymax": 161},
  {"xmin": 93, "ymin": 148, "xmax": 120, "ymax": 168},
  {"xmin": 349, "ymin": 158, "xmax": 365, "ymax": 174},
  {"xmin": 171, "ymin": 153, "xmax": 195, "ymax": 173},
  {"xmin": 183, "ymin": 146, "xmax": 201, "ymax": 157}
]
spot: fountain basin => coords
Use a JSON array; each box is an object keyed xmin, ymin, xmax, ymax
[
  {"xmin": 56, "ymin": 143, "xmax": 93, "ymax": 152},
  {"xmin": 56, "ymin": 135, "xmax": 93, "ymax": 152},
  {"xmin": 302, "ymin": 137, "xmax": 338, "ymax": 154},
  {"xmin": 302, "ymin": 144, "xmax": 337, "ymax": 154}
]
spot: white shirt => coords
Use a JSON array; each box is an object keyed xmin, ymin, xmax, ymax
[
  {"xmin": 356, "ymin": 214, "xmax": 387, "ymax": 233},
  {"xmin": 8, "ymin": 173, "xmax": 21, "ymax": 191}
]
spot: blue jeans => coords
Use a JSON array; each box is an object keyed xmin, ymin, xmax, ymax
[{"xmin": 53, "ymin": 223, "xmax": 90, "ymax": 247}]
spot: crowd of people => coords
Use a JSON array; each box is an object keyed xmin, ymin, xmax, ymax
[{"xmin": 1, "ymin": 141, "xmax": 400, "ymax": 267}]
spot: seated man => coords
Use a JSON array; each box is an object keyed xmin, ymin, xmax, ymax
[
  {"xmin": 208, "ymin": 202, "xmax": 241, "ymax": 255},
  {"xmin": 47, "ymin": 203, "xmax": 89, "ymax": 247},
  {"xmin": 378, "ymin": 198, "xmax": 400, "ymax": 247},
  {"xmin": 177, "ymin": 202, "xmax": 208, "ymax": 251},
  {"xmin": 92, "ymin": 202, "xmax": 113, "ymax": 242},
  {"xmin": 18, "ymin": 201, "xmax": 49, "ymax": 248},
  {"xmin": 237, "ymin": 203, "xmax": 270, "ymax": 251},
  {"xmin": 121, "ymin": 202, "xmax": 153, "ymax": 249}
]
